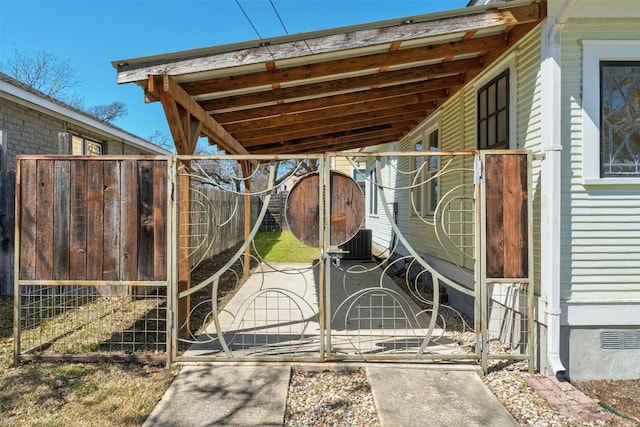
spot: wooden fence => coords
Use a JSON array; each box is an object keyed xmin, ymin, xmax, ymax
[
  {"xmin": 187, "ymin": 184, "xmax": 260, "ymax": 267},
  {"xmin": 17, "ymin": 157, "xmax": 169, "ymax": 284}
]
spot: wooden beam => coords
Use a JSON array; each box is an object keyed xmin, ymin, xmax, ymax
[
  {"xmin": 198, "ymin": 57, "xmax": 483, "ymax": 112},
  {"xmin": 239, "ymin": 111, "xmax": 426, "ymax": 147},
  {"xmin": 157, "ymin": 75, "xmax": 251, "ymax": 156},
  {"xmin": 183, "ymin": 34, "xmax": 508, "ymax": 98},
  {"xmin": 251, "ymin": 125, "xmax": 411, "ymax": 154},
  {"xmin": 226, "ymin": 101, "xmax": 434, "ymax": 135},
  {"xmin": 210, "ymin": 75, "xmax": 463, "ymax": 122}
]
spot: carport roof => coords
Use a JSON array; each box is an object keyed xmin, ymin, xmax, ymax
[{"xmin": 112, "ymin": 0, "xmax": 545, "ymax": 155}]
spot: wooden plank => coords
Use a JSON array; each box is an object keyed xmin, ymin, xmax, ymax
[
  {"xmin": 69, "ymin": 161, "xmax": 87, "ymax": 280},
  {"xmin": 120, "ymin": 160, "xmax": 138, "ymax": 281},
  {"xmin": 35, "ymin": 160, "xmax": 54, "ymax": 280},
  {"xmin": 502, "ymin": 155, "xmax": 528, "ymax": 278},
  {"xmin": 153, "ymin": 160, "xmax": 167, "ymax": 280},
  {"xmin": 330, "ymin": 172, "xmax": 365, "ymax": 246},
  {"xmin": 484, "ymin": 154, "xmax": 504, "ymax": 278},
  {"xmin": 203, "ymin": 55, "xmax": 479, "ymax": 111},
  {"xmin": 286, "ymin": 173, "xmax": 320, "ymax": 247},
  {"xmin": 86, "ymin": 161, "xmax": 104, "ymax": 281},
  {"xmin": 19, "ymin": 159, "xmax": 37, "ymax": 280},
  {"xmin": 0, "ymin": 170, "xmax": 15, "ymax": 294},
  {"xmin": 212, "ymin": 75, "xmax": 461, "ymax": 123},
  {"xmin": 136, "ymin": 160, "xmax": 154, "ymax": 280},
  {"xmin": 52, "ymin": 161, "xmax": 70, "ymax": 280},
  {"xmin": 102, "ymin": 160, "xmax": 121, "ymax": 281}
]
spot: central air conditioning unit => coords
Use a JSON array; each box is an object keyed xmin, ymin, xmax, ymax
[{"xmin": 339, "ymin": 229, "xmax": 372, "ymax": 260}]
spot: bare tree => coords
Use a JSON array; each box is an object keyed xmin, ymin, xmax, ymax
[
  {"xmin": 3, "ymin": 48, "xmax": 81, "ymax": 99},
  {"xmin": 2, "ymin": 47, "xmax": 128, "ymax": 123},
  {"xmin": 85, "ymin": 102, "xmax": 128, "ymax": 123}
]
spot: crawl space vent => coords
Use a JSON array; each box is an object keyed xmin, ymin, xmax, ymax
[{"xmin": 601, "ymin": 331, "xmax": 640, "ymax": 350}]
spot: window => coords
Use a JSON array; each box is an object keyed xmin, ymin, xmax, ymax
[
  {"xmin": 600, "ymin": 61, "xmax": 640, "ymax": 177},
  {"xmin": 583, "ymin": 40, "xmax": 640, "ymax": 184},
  {"xmin": 368, "ymin": 166, "xmax": 378, "ymax": 215},
  {"xmin": 412, "ymin": 128, "xmax": 440, "ymax": 216},
  {"xmin": 72, "ymin": 135, "xmax": 103, "ymax": 156},
  {"xmin": 477, "ymin": 70, "xmax": 509, "ymax": 150},
  {"xmin": 353, "ymin": 168, "xmax": 366, "ymax": 192}
]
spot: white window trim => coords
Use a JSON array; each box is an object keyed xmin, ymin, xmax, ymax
[
  {"xmin": 582, "ymin": 40, "xmax": 640, "ymax": 185},
  {"xmin": 410, "ymin": 115, "xmax": 441, "ymax": 218},
  {"xmin": 472, "ymin": 53, "xmax": 517, "ymax": 150}
]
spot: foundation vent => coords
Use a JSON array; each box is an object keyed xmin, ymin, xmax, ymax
[{"xmin": 601, "ymin": 331, "xmax": 640, "ymax": 350}]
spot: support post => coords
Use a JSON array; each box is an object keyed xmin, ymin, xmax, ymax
[
  {"xmin": 177, "ymin": 161, "xmax": 191, "ymax": 337},
  {"xmin": 240, "ymin": 161, "xmax": 251, "ymax": 278}
]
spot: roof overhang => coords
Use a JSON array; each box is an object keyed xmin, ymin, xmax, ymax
[{"xmin": 112, "ymin": 0, "xmax": 545, "ymax": 155}]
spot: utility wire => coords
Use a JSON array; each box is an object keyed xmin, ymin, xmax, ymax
[
  {"xmin": 269, "ymin": 0, "xmax": 289, "ymax": 35},
  {"xmin": 236, "ymin": 0, "xmax": 314, "ymax": 58},
  {"xmin": 269, "ymin": 0, "xmax": 314, "ymax": 54},
  {"xmin": 235, "ymin": 0, "xmax": 263, "ymax": 40}
]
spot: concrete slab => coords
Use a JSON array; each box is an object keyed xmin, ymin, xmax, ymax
[
  {"xmin": 143, "ymin": 364, "xmax": 291, "ymax": 427},
  {"xmin": 367, "ymin": 366, "xmax": 518, "ymax": 427}
]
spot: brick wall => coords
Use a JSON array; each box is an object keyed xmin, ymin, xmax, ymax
[{"xmin": 0, "ymin": 97, "xmax": 158, "ymax": 171}]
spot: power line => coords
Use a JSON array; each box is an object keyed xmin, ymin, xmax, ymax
[
  {"xmin": 235, "ymin": 0, "xmax": 263, "ymax": 40},
  {"xmin": 269, "ymin": 0, "xmax": 289, "ymax": 35},
  {"xmin": 269, "ymin": 0, "xmax": 314, "ymax": 54}
]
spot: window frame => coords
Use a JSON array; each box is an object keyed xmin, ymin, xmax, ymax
[
  {"xmin": 72, "ymin": 134, "xmax": 104, "ymax": 156},
  {"xmin": 411, "ymin": 124, "xmax": 440, "ymax": 218},
  {"xmin": 582, "ymin": 40, "xmax": 640, "ymax": 185},
  {"xmin": 368, "ymin": 165, "xmax": 378, "ymax": 216},
  {"xmin": 477, "ymin": 69, "xmax": 510, "ymax": 150},
  {"xmin": 473, "ymin": 53, "xmax": 516, "ymax": 151}
]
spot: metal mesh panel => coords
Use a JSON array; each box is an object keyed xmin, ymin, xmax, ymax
[{"xmin": 18, "ymin": 284, "xmax": 167, "ymax": 359}]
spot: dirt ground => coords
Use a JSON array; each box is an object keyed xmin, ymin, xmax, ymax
[{"xmin": 575, "ymin": 379, "xmax": 640, "ymax": 424}]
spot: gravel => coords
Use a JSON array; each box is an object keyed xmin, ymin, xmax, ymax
[
  {"xmin": 284, "ymin": 368, "xmax": 380, "ymax": 427},
  {"xmin": 283, "ymin": 363, "xmax": 636, "ymax": 427}
]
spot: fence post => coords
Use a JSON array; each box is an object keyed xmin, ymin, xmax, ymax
[
  {"xmin": 0, "ymin": 130, "xmax": 6, "ymax": 171},
  {"xmin": 0, "ymin": 131, "xmax": 16, "ymax": 295}
]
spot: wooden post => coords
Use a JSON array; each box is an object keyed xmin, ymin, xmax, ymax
[
  {"xmin": 0, "ymin": 130, "xmax": 6, "ymax": 171},
  {"xmin": 240, "ymin": 161, "xmax": 251, "ymax": 278},
  {"xmin": 178, "ymin": 162, "xmax": 191, "ymax": 336}
]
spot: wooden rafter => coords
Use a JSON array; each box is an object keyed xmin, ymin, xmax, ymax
[{"xmin": 147, "ymin": 75, "xmax": 251, "ymax": 155}]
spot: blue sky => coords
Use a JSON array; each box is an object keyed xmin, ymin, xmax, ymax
[{"xmin": 0, "ymin": 0, "xmax": 469, "ymax": 145}]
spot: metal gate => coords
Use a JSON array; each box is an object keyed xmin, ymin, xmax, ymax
[
  {"xmin": 171, "ymin": 151, "xmax": 534, "ymax": 370},
  {"xmin": 13, "ymin": 152, "xmax": 533, "ymax": 369}
]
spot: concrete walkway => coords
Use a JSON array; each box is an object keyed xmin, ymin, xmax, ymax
[
  {"xmin": 143, "ymin": 363, "xmax": 517, "ymax": 427},
  {"xmin": 145, "ymin": 261, "xmax": 517, "ymax": 426}
]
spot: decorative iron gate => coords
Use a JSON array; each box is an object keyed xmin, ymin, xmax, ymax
[
  {"xmin": 170, "ymin": 151, "xmax": 534, "ymax": 370},
  {"xmin": 14, "ymin": 151, "xmax": 533, "ymax": 370}
]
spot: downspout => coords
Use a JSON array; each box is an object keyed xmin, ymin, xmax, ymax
[{"xmin": 542, "ymin": 0, "xmax": 576, "ymax": 377}]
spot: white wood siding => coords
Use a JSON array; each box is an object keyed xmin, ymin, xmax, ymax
[
  {"xmin": 561, "ymin": 20, "xmax": 640, "ymax": 300},
  {"xmin": 391, "ymin": 28, "xmax": 543, "ymax": 281}
]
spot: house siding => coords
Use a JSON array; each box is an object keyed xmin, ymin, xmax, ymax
[
  {"xmin": 393, "ymin": 27, "xmax": 543, "ymax": 280},
  {"xmin": 561, "ymin": 20, "xmax": 640, "ymax": 302}
]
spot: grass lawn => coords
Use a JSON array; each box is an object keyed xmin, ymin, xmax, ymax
[
  {"xmin": 0, "ymin": 296, "xmax": 179, "ymax": 427},
  {"xmin": 253, "ymin": 231, "xmax": 319, "ymax": 264}
]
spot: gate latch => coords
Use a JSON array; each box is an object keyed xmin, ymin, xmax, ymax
[{"xmin": 327, "ymin": 249, "xmax": 349, "ymax": 266}]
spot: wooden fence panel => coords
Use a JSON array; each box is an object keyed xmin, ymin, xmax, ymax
[
  {"xmin": 484, "ymin": 153, "xmax": 528, "ymax": 279},
  {"xmin": 17, "ymin": 158, "xmax": 169, "ymax": 282}
]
